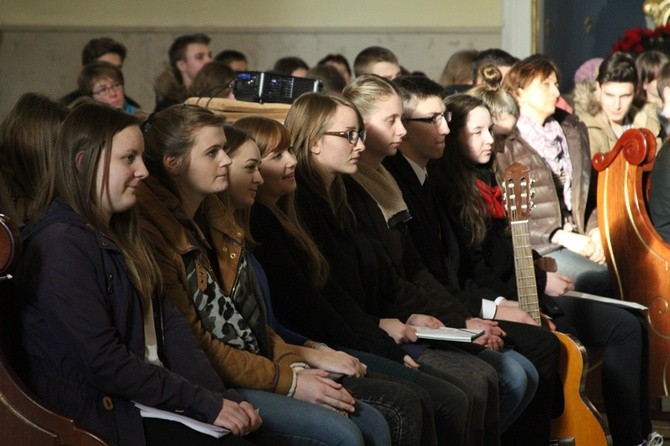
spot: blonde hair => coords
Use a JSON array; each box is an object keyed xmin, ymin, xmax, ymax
[
  {"xmin": 343, "ymin": 74, "xmax": 400, "ymax": 119},
  {"xmin": 468, "ymin": 65, "xmax": 519, "ymax": 120},
  {"xmin": 439, "ymin": 49, "xmax": 478, "ymax": 87}
]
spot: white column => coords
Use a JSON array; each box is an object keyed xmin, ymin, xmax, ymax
[{"xmin": 501, "ymin": 0, "xmax": 537, "ymax": 58}]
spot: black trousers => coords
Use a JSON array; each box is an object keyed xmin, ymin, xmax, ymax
[{"xmin": 496, "ymin": 320, "xmax": 561, "ymax": 446}]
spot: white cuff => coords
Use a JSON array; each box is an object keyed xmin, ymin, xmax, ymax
[{"xmin": 481, "ymin": 299, "xmax": 497, "ymax": 319}]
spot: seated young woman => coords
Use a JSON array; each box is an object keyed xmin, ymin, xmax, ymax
[
  {"xmin": 135, "ymin": 104, "xmax": 391, "ymax": 446},
  {"xmin": 222, "ymin": 120, "xmax": 442, "ymax": 446},
  {"xmin": 248, "ymin": 92, "xmax": 499, "ymax": 446},
  {"xmin": 342, "ymin": 74, "xmax": 568, "ymax": 445},
  {"xmin": 438, "ymin": 63, "xmax": 656, "ymax": 446},
  {"xmin": 15, "ymin": 102, "xmax": 260, "ymax": 446}
]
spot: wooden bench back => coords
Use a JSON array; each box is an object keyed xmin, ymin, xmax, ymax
[
  {"xmin": 0, "ymin": 214, "xmax": 107, "ymax": 445},
  {"xmin": 592, "ymin": 128, "xmax": 670, "ymax": 420}
]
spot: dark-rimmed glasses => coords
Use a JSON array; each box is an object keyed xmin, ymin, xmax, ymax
[
  {"xmin": 323, "ymin": 129, "xmax": 366, "ymax": 145},
  {"xmin": 403, "ymin": 111, "xmax": 452, "ymax": 126},
  {"xmin": 92, "ymin": 82, "xmax": 123, "ymax": 97}
]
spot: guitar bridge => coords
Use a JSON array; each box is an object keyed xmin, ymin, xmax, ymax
[{"xmin": 550, "ymin": 438, "xmax": 575, "ymax": 446}]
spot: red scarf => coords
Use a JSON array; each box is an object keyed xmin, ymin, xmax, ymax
[{"xmin": 476, "ymin": 179, "xmax": 505, "ymax": 219}]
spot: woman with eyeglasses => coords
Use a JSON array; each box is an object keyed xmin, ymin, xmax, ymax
[
  {"xmin": 77, "ymin": 61, "xmax": 141, "ymax": 115},
  {"xmin": 255, "ymin": 91, "xmax": 495, "ymax": 446},
  {"xmin": 225, "ymin": 117, "xmax": 440, "ymax": 446}
]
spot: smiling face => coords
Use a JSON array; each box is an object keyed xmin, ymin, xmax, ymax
[
  {"xmin": 96, "ymin": 125, "xmax": 148, "ymax": 223},
  {"xmin": 598, "ymin": 81, "xmax": 635, "ymax": 125},
  {"xmin": 173, "ymin": 125, "xmax": 230, "ymax": 204},
  {"xmin": 227, "ymin": 140, "xmax": 264, "ymax": 210},
  {"xmin": 459, "ymin": 106, "xmax": 494, "ymax": 165},
  {"xmin": 362, "ymin": 94, "xmax": 407, "ymax": 163},
  {"xmin": 311, "ymin": 104, "xmax": 365, "ymax": 184},
  {"xmin": 399, "ymin": 95, "xmax": 450, "ymax": 168},
  {"xmin": 516, "ymin": 71, "xmax": 560, "ymax": 124},
  {"xmin": 258, "ymin": 145, "xmax": 297, "ymax": 206}
]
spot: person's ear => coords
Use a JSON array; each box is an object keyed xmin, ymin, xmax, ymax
[
  {"xmin": 74, "ymin": 151, "xmax": 86, "ymax": 172},
  {"xmin": 663, "ymin": 86, "xmax": 670, "ymax": 104},
  {"xmin": 310, "ymin": 138, "xmax": 321, "ymax": 155},
  {"xmin": 176, "ymin": 59, "xmax": 187, "ymax": 74},
  {"xmin": 163, "ymin": 156, "xmax": 182, "ymax": 174}
]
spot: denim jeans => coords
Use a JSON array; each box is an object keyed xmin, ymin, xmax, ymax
[
  {"xmin": 237, "ymin": 388, "xmax": 391, "ymax": 446},
  {"xmin": 418, "ymin": 346, "xmax": 499, "ymax": 446},
  {"xmin": 477, "ymin": 347, "xmax": 538, "ymax": 433},
  {"xmin": 343, "ymin": 374, "xmax": 425, "ymax": 446},
  {"xmin": 548, "ymin": 247, "xmax": 612, "ymax": 296},
  {"xmin": 345, "ymin": 348, "xmax": 468, "ymax": 446}
]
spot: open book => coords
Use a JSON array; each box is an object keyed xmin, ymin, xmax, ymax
[
  {"xmin": 563, "ymin": 290, "xmax": 648, "ymax": 311},
  {"xmin": 410, "ymin": 326, "xmax": 484, "ymax": 342},
  {"xmin": 133, "ymin": 402, "xmax": 230, "ymax": 438}
]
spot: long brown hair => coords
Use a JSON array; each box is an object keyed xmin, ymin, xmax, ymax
[
  {"xmin": 431, "ymin": 93, "xmax": 491, "ymax": 248},
  {"xmin": 234, "ymin": 116, "xmax": 329, "ymax": 288},
  {"xmin": 0, "ymin": 93, "xmax": 69, "ymax": 225},
  {"xmin": 142, "ymin": 104, "xmax": 226, "ymax": 196},
  {"xmin": 54, "ymin": 102, "xmax": 160, "ymax": 302},
  {"xmin": 285, "ymin": 92, "xmax": 362, "ymax": 230}
]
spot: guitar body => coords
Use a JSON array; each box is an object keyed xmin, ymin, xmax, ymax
[
  {"xmin": 551, "ymin": 332, "xmax": 611, "ymax": 445},
  {"xmin": 503, "ymin": 163, "xmax": 611, "ymax": 445}
]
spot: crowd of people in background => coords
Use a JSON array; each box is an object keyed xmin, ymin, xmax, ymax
[{"xmin": 0, "ymin": 32, "xmax": 668, "ymax": 446}]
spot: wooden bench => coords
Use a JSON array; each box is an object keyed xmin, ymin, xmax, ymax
[
  {"xmin": 592, "ymin": 128, "xmax": 670, "ymax": 420},
  {"xmin": 0, "ymin": 214, "xmax": 106, "ymax": 445}
]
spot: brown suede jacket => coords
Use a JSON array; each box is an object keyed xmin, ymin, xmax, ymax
[
  {"xmin": 498, "ymin": 112, "xmax": 598, "ymax": 255},
  {"xmin": 577, "ymin": 103, "xmax": 661, "ymax": 157},
  {"xmin": 137, "ymin": 177, "xmax": 304, "ymax": 394}
]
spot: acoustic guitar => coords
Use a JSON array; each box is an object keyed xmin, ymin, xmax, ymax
[{"xmin": 502, "ymin": 163, "xmax": 612, "ymax": 446}]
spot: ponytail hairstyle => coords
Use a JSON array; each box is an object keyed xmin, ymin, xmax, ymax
[
  {"xmin": 284, "ymin": 92, "xmax": 362, "ymax": 230},
  {"xmin": 234, "ymin": 116, "xmax": 329, "ymax": 288},
  {"xmin": 55, "ymin": 101, "xmax": 160, "ymax": 302}
]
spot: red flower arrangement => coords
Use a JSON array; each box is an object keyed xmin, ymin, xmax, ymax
[{"xmin": 612, "ymin": 24, "xmax": 670, "ymax": 54}]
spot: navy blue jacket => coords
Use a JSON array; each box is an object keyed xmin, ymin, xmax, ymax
[{"xmin": 16, "ymin": 201, "xmax": 242, "ymax": 445}]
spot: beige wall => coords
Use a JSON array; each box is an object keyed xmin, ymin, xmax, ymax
[
  {"xmin": 0, "ymin": 0, "xmax": 501, "ymax": 28},
  {"xmin": 0, "ymin": 1, "xmax": 502, "ymax": 116}
]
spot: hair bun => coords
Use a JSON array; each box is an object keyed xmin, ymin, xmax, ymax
[{"xmin": 479, "ymin": 65, "xmax": 502, "ymax": 90}]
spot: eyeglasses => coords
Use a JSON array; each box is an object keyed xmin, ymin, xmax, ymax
[
  {"xmin": 323, "ymin": 129, "xmax": 366, "ymax": 145},
  {"xmin": 403, "ymin": 111, "xmax": 452, "ymax": 126},
  {"xmin": 92, "ymin": 82, "xmax": 123, "ymax": 97}
]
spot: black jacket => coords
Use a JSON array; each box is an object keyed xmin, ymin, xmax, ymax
[{"xmin": 17, "ymin": 200, "xmax": 240, "ymax": 445}]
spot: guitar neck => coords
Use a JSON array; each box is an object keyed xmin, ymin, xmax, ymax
[{"xmin": 510, "ymin": 220, "xmax": 542, "ymax": 325}]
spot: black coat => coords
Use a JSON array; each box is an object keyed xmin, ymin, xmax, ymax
[
  {"xmin": 250, "ymin": 197, "xmax": 407, "ymax": 363},
  {"xmin": 17, "ymin": 201, "xmax": 240, "ymax": 445},
  {"xmin": 383, "ymin": 153, "xmax": 500, "ymax": 316},
  {"xmin": 343, "ymin": 172, "xmax": 472, "ymax": 327}
]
